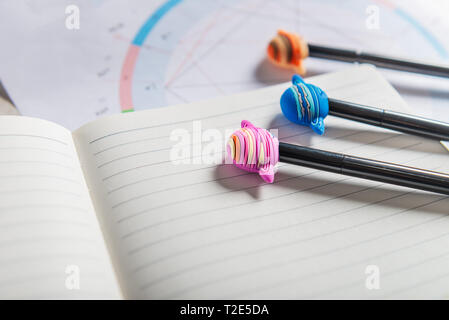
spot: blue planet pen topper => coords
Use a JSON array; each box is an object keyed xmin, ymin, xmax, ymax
[
  {"xmin": 280, "ymin": 75, "xmax": 329, "ymax": 135},
  {"xmin": 280, "ymin": 75, "xmax": 449, "ymax": 142}
]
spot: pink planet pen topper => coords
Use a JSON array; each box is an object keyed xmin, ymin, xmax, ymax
[
  {"xmin": 227, "ymin": 120, "xmax": 279, "ymax": 183},
  {"xmin": 226, "ymin": 121, "xmax": 449, "ymax": 195}
]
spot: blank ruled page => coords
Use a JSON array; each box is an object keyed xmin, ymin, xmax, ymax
[
  {"xmin": 0, "ymin": 117, "xmax": 120, "ymax": 299},
  {"xmin": 74, "ymin": 66, "xmax": 449, "ymax": 299}
]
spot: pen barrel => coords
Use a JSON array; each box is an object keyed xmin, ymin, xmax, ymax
[
  {"xmin": 328, "ymin": 98, "xmax": 449, "ymax": 141},
  {"xmin": 308, "ymin": 44, "xmax": 449, "ymax": 78},
  {"xmin": 279, "ymin": 142, "xmax": 449, "ymax": 195}
]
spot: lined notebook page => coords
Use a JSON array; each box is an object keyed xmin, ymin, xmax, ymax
[
  {"xmin": 74, "ymin": 66, "xmax": 449, "ymax": 299},
  {"xmin": 0, "ymin": 117, "xmax": 120, "ymax": 299}
]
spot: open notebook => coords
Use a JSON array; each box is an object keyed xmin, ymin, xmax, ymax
[{"xmin": 1, "ymin": 65, "xmax": 448, "ymax": 299}]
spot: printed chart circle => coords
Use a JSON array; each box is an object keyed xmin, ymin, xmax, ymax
[{"xmin": 119, "ymin": 0, "xmax": 448, "ymax": 113}]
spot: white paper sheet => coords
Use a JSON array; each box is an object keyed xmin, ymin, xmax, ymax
[{"xmin": 1, "ymin": 0, "xmax": 449, "ymax": 132}]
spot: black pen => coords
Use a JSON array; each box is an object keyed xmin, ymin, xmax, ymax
[
  {"xmin": 228, "ymin": 121, "xmax": 449, "ymax": 195},
  {"xmin": 279, "ymin": 142, "xmax": 449, "ymax": 196},
  {"xmin": 280, "ymin": 75, "xmax": 449, "ymax": 140},
  {"xmin": 268, "ymin": 30, "xmax": 449, "ymax": 78},
  {"xmin": 308, "ymin": 44, "xmax": 449, "ymax": 79},
  {"xmin": 328, "ymin": 98, "xmax": 449, "ymax": 141}
]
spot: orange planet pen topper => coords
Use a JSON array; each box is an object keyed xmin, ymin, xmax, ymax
[
  {"xmin": 267, "ymin": 29, "xmax": 449, "ymax": 78},
  {"xmin": 267, "ymin": 30, "xmax": 309, "ymax": 75}
]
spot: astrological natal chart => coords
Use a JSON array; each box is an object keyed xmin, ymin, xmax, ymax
[
  {"xmin": 118, "ymin": 0, "xmax": 449, "ymax": 117},
  {"xmin": 1, "ymin": 0, "xmax": 447, "ymax": 130}
]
